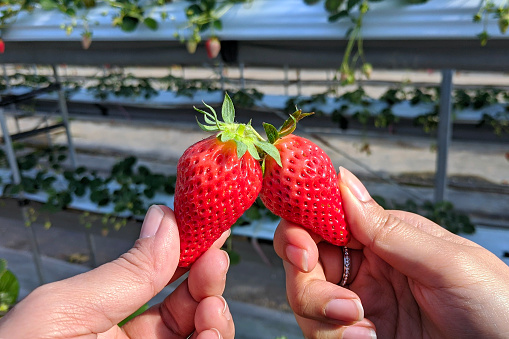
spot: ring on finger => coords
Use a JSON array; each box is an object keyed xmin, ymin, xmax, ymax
[{"xmin": 339, "ymin": 247, "xmax": 350, "ymax": 287}]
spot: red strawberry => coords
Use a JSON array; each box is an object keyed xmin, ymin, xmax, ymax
[
  {"xmin": 174, "ymin": 93, "xmax": 280, "ymax": 267},
  {"xmin": 259, "ymin": 111, "xmax": 350, "ymax": 246},
  {"xmin": 205, "ymin": 37, "xmax": 221, "ymax": 59}
]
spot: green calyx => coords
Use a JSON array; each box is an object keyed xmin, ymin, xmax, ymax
[
  {"xmin": 262, "ymin": 108, "xmax": 314, "ymax": 144},
  {"xmin": 195, "ymin": 92, "xmax": 282, "ymax": 167},
  {"xmin": 260, "ymin": 108, "xmax": 314, "ymax": 170}
]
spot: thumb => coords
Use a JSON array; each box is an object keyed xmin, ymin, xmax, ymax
[
  {"xmin": 16, "ymin": 205, "xmax": 181, "ymax": 336},
  {"xmin": 339, "ymin": 167, "xmax": 452, "ymax": 281}
]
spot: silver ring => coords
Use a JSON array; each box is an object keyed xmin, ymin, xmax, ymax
[{"xmin": 340, "ymin": 247, "xmax": 351, "ymax": 287}]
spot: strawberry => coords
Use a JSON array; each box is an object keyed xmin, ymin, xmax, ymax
[
  {"xmin": 81, "ymin": 32, "xmax": 92, "ymax": 50},
  {"xmin": 259, "ymin": 110, "xmax": 350, "ymax": 246},
  {"xmin": 174, "ymin": 93, "xmax": 281, "ymax": 267},
  {"xmin": 205, "ymin": 37, "xmax": 221, "ymax": 59},
  {"xmin": 186, "ymin": 40, "xmax": 197, "ymax": 54}
]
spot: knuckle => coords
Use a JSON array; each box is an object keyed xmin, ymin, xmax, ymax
[
  {"xmin": 113, "ymin": 241, "xmax": 157, "ymax": 294},
  {"xmin": 372, "ymin": 213, "xmax": 404, "ymax": 247},
  {"xmin": 289, "ymin": 281, "xmax": 317, "ymax": 318}
]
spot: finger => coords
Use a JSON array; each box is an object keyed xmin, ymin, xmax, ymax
[
  {"xmin": 338, "ymin": 167, "xmax": 466, "ymax": 282},
  {"xmin": 295, "ymin": 314, "xmax": 377, "ymax": 339},
  {"xmin": 273, "ymin": 219, "xmax": 320, "ymax": 272},
  {"xmin": 170, "ymin": 229, "xmax": 231, "ymax": 285},
  {"xmin": 123, "ymin": 247, "xmax": 230, "ymax": 338},
  {"xmin": 317, "ymin": 242, "xmax": 362, "ymax": 286},
  {"xmin": 2, "ymin": 205, "xmax": 181, "ymax": 338},
  {"xmin": 192, "ymin": 296, "xmax": 235, "ymax": 339},
  {"xmin": 283, "ymin": 261, "xmax": 363, "ymax": 326},
  {"xmin": 389, "ymin": 210, "xmax": 477, "ymax": 246}
]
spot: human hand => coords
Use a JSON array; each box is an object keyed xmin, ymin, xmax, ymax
[
  {"xmin": 274, "ymin": 167, "xmax": 509, "ymax": 338},
  {"xmin": 0, "ymin": 205, "xmax": 234, "ymax": 339}
]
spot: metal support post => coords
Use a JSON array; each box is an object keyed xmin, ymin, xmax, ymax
[
  {"xmin": 24, "ymin": 205, "xmax": 46, "ymax": 284},
  {"xmin": 0, "ymin": 108, "xmax": 21, "ymax": 185},
  {"xmin": 2, "ymin": 64, "xmax": 20, "ymax": 133},
  {"xmin": 239, "ymin": 62, "xmax": 245, "ymax": 89},
  {"xmin": 434, "ymin": 69, "xmax": 454, "ymax": 203},
  {"xmin": 296, "ymin": 69, "xmax": 302, "ymax": 96},
  {"xmin": 86, "ymin": 232, "xmax": 98, "ymax": 267},
  {"xmin": 284, "ymin": 64, "xmax": 289, "ymax": 96},
  {"xmin": 219, "ymin": 61, "xmax": 225, "ymax": 92},
  {"xmin": 52, "ymin": 65, "xmax": 77, "ymax": 168}
]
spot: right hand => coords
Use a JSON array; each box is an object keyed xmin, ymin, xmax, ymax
[{"xmin": 274, "ymin": 167, "xmax": 509, "ymax": 338}]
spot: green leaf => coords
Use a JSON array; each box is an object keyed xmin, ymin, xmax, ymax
[
  {"xmin": 0, "ymin": 259, "xmax": 6, "ymax": 276},
  {"xmin": 325, "ymin": 0, "xmax": 344, "ymax": 13},
  {"xmin": 65, "ymin": 8, "xmax": 76, "ymax": 16},
  {"xmin": 196, "ymin": 117, "xmax": 218, "ymax": 132},
  {"xmin": 121, "ymin": 16, "xmax": 139, "ymax": 32},
  {"xmin": 194, "ymin": 107, "xmax": 218, "ymax": 126},
  {"xmin": 246, "ymin": 142, "xmax": 261, "ymax": 160},
  {"xmin": 220, "ymin": 130, "xmax": 235, "ymax": 142},
  {"xmin": 222, "ymin": 93, "xmax": 235, "ymax": 124},
  {"xmin": 255, "ymin": 141, "xmax": 282, "ymax": 167},
  {"xmin": 278, "ymin": 110, "xmax": 314, "ymax": 138},
  {"xmin": 143, "ymin": 17, "xmax": 158, "ymax": 30},
  {"xmin": 304, "ymin": 0, "xmax": 321, "ymax": 4},
  {"xmin": 0, "ymin": 270, "xmax": 19, "ymax": 307},
  {"xmin": 347, "ymin": 0, "xmax": 361, "ymax": 10},
  {"xmin": 235, "ymin": 140, "xmax": 248, "ymax": 159},
  {"xmin": 328, "ymin": 10, "xmax": 349, "ymax": 22},
  {"xmin": 40, "ymin": 0, "xmax": 58, "ymax": 10},
  {"xmin": 213, "ymin": 19, "xmax": 223, "ymax": 30},
  {"xmin": 186, "ymin": 4, "xmax": 203, "ymax": 18},
  {"xmin": 263, "ymin": 123, "xmax": 279, "ymax": 144}
]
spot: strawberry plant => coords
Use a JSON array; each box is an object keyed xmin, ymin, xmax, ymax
[
  {"xmin": 474, "ymin": 0, "xmax": 509, "ymax": 45},
  {"xmin": 174, "ymin": 0, "xmax": 252, "ymax": 51},
  {"xmin": 0, "ymin": 259, "xmax": 19, "ymax": 319},
  {"xmin": 87, "ymin": 72, "xmax": 158, "ymax": 101}
]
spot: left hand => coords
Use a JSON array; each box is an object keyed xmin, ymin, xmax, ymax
[{"xmin": 0, "ymin": 205, "xmax": 235, "ymax": 338}]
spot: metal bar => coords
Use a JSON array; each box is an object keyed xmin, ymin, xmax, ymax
[
  {"xmin": 0, "ymin": 84, "xmax": 60, "ymax": 107},
  {"xmin": 52, "ymin": 65, "xmax": 77, "ymax": 169},
  {"xmin": 0, "ymin": 108, "xmax": 21, "ymax": 185},
  {"xmin": 44, "ymin": 116, "xmax": 53, "ymax": 146},
  {"xmin": 284, "ymin": 64, "xmax": 289, "ymax": 96},
  {"xmin": 86, "ymin": 231, "xmax": 98, "ymax": 267},
  {"xmin": 219, "ymin": 61, "xmax": 225, "ymax": 92},
  {"xmin": 434, "ymin": 69, "xmax": 454, "ymax": 203},
  {"xmin": 239, "ymin": 62, "xmax": 245, "ymax": 90},
  {"xmin": 296, "ymin": 68, "xmax": 301, "ymax": 96},
  {"xmin": 23, "ymin": 205, "xmax": 46, "ymax": 285},
  {"xmin": 2, "ymin": 122, "xmax": 65, "ymax": 142}
]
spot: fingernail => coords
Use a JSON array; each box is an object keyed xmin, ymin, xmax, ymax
[
  {"xmin": 343, "ymin": 326, "xmax": 377, "ymax": 339},
  {"xmin": 139, "ymin": 205, "xmax": 164, "ymax": 238},
  {"xmin": 339, "ymin": 167, "xmax": 371, "ymax": 202},
  {"xmin": 223, "ymin": 250, "xmax": 231, "ymax": 269},
  {"xmin": 285, "ymin": 245, "xmax": 309, "ymax": 272},
  {"xmin": 216, "ymin": 295, "xmax": 232, "ymax": 321},
  {"xmin": 210, "ymin": 328, "xmax": 222, "ymax": 339},
  {"xmin": 325, "ymin": 299, "xmax": 364, "ymax": 322}
]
